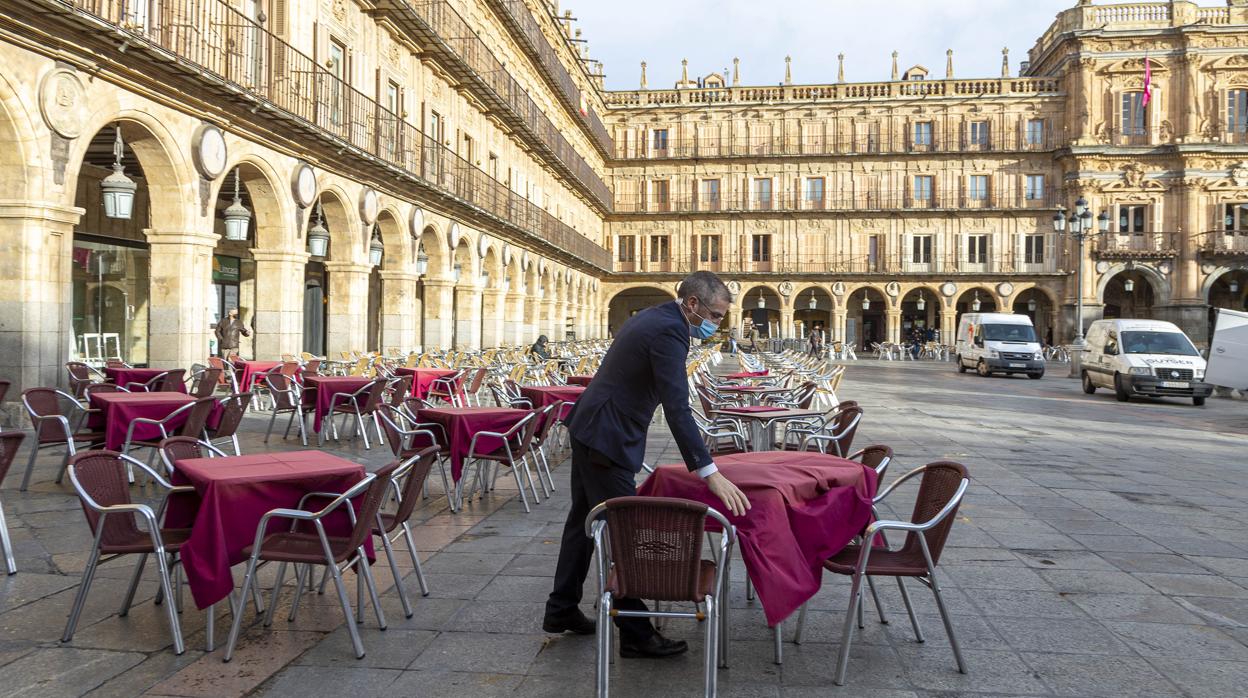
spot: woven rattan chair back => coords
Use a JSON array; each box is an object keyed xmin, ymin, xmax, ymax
[
  {"xmin": 603, "ymin": 496, "xmax": 709, "ymax": 602},
  {"xmin": 68, "ymin": 451, "xmax": 143, "ymax": 549},
  {"xmin": 0, "ymin": 431, "xmax": 26, "ymax": 482},
  {"xmin": 901, "ymin": 461, "xmax": 968, "ymax": 566}
]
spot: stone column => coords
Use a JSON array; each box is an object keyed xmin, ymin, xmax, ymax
[
  {"xmin": 379, "ymin": 270, "xmax": 419, "ymax": 353},
  {"xmin": 523, "ymin": 294, "xmax": 542, "ymax": 345},
  {"xmin": 454, "ymin": 285, "xmax": 482, "ymax": 350},
  {"xmin": 146, "ymin": 230, "xmax": 217, "ymax": 369},
  {"xmin": 541, "ymin": 296, "xmax": 557, "ymax": 340},
  {"xmin": 556, "ymin": 298, "xmax": 570, "ymax": 341},
  {"xmin": 885, "ymin": 309, "xmax": 902, "ymax": 344},
  {"xmin": 600, "ymin": 307, "xmax": 610, "ymax": 338},
  {"xmin": 481, "ymin": 288, "xmax": 506, "ymax": 348},
  {"xmin": 421, "ymin": 278, "xmax": 454, "ymax": 350},
  {"xmin": 832, "ymin": 310, "xmax": 847, "ymax": 344},
  {"xmin": 780, "ymin": 309, "xmax": 795, "ymax": 339},
  {"xmin": 0, "ymin": 202, "xmax": 81, "ymax": 402},
  {"xmin": 940, "ymin": 310, "xmax": 957, "ymax": 345},
  {"xmin": 251, "ymin": 249, "xmax": 308, "ymax": 359},
  {"xmin": 323, "ymin": 262, "xmax": 371, "ymax": 355},
  {"xmin": 505, "ymin": 291, "xmax": 526, "ymax": 346}
]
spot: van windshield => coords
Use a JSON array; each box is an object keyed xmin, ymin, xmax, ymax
[
  {"xmin": 981, "ymin": 324, "xmax": 1037, "ymax": 343},
  {"xmin": 1121, "ymin": 330, "xmax": 1199, "ymax": 356}
]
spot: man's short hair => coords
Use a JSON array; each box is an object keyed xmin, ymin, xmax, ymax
[{"xmin": 677, "ymin": 271, "xmax": 730, "ymax": 304}]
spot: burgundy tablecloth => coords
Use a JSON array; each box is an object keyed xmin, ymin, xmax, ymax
[
  {"xmin": 87, "ymin": 392, "xmax": 196, "ymax": 450},
  {"xmin": 637, "ymin": 452, "xmax": 877, "ymax": 626},
  {"xmin": 519, "ymin": 385, "xmax": 585, "ymax": 424},
  {"xmin": 566, "ymin": 375, "xmax": 594, "ymax": 387},
  {"xmin": 396, "ymin": 367, "xmax": 461, "ymax": 400},
  {"xmin": 416, "ymin": 407, "xmax": 529, "ymax": 482},
  {"xmin": 302, "ymin": 375, "xmax": 374, "ymax": 433},
  {"xmin": 104, "ymin": 367, "xmax": 188, "ymax": 393},
  {"xmin": 168, "ymin": 451, "xmax": 371, "ymax": 609},
  {"xmin": 234, "ymin": 360, "xmax": 281, "ymax": 392},
  {"xmin": 726, "ymin": 370, "xmax": 769, "ymax": 379}
]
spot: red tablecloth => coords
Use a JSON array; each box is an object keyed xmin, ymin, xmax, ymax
[
  {"xmin": 303, "ymin": 375, "xmax": 374, "ymax": 433},
  {"xmin": 104, "ymin": 367, "xmax": 188, "ymax": 393},
  {"xmin": 87, "ymin": 392, "xmax": 196, "ymax": 450},
  {"xmin": 396, "ymin": 367, "xmax": 461, "ymax": 400},
  {"xmin": 234, "ymin": 360, "xmax": 281, "ymax": 392},
  {"xmin": 637, "ymin": 452, "xmax": 876, "ymax": 626},
  {"xmin": 726, "ymin": 370, "xmax": 769, "ymax": 379},
  {"xmin": 416, "ymin": 407, "xmax": 528, "ymax": 482},
  {"xmin": 566, "ymin": 375, "xmax": 594, "ymax": 387},
  {"xmin": 168, "ymin": 451, "xmax": 371, "ymax": 609},
  {"xmin": 519, "ymin": 385, "xmax": 584, "ymax": 424}
]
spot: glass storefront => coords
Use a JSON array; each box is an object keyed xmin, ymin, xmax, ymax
[{"xmin": 71, "ymin": 236, "xmax": 150, "ymax": 366}]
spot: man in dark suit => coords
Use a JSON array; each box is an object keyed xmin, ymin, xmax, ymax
[{"xmin": 542, "ymin": 271, "xmax": 750, "ymax": 658}]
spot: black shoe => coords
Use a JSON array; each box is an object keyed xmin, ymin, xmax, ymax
[
  {"xmin": 543, "ymin": 609, "xmax": 596, "ymax": 635},
  {"xmin": 619, "ymin": 632, "xmax": 689, "ymax": 659}
]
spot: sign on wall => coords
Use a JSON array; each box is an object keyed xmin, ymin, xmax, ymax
[{"xmin": 213, "ymin": 254, "xmax": 241, "ymax": 283}]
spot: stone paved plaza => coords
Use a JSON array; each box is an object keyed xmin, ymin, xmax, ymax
[{"xmin": 4, "ymin": 360, "xmax": 1248, "ymax": 696}]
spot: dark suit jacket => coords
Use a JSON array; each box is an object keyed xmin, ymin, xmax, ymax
[{"xmin": 566, "ymin": 301, "xmax": 712, "ymax": 473}]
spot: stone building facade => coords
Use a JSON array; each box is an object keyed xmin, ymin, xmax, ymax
[{"xmin": 1, "ymin": 0, "xmax": 1247, "ymax": 403}]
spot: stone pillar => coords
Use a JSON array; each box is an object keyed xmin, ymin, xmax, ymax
[
  {"xmin": 524, "ymin": 294, "xmax": 542, "ymax": 345},
  {"xmin": 832, "ymin": 310, "xmax": 847, "ymax": 344},
  {"xmin": 481, "ymin": 289, "xmax": 505, "ymax": 348},
  {"xmin": 727, "ymin": 303, "xmax": 742, "ymax": 338},
  {"xmin": 0, "ymin": 202, "xmax": 81, "ymax": 402},
  {"xmin": 379, "ymin": 270, "xmax": 419, "ymax": 353},
  {"xmin": 251, "ymin": 249, "xmax": 308, "ymax": 359},
  {"xmin": 556, "ymin": 299, "xmax": 570, "ymax": 341},
  {"xmin": 541, "ymin": 296, "xmax": 557, "ymax": 340},
  {"xmin": 454, "ymin": 285, "xmax": 482, "ymax": 350},
  {"xmin": 600, "ymin": 307, "xmax": 610, "ymax": 338},
  {"xmin": 421, "ymin": 278, "xmax": 454, "ymax": 350},
  {"xmin": 940, "ymin": 310, "xmax": 957, "ymax": 345},
  {"xmin": 323, "ymin": 262, "xmax": 371, "ymax": 355},
  {"xmin": 505, "ymin": 291, "xmax": 526, "ymax": 346},
  {"xmin": 147, "ymin": 230, "xmax": 217, "ymax": 369},
  {"xmin": 780, "ymin": 309, "xmax": 795, "ymax": 339},
  {"xmin": 1048, "ymin": 309, "xmax": 1062, "ymax": 345},
  {"xmin": 885, "ymin": 309, "xmax": 902, "ymax": 344}
]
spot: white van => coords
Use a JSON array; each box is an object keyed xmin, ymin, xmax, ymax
[
  {"xmin": 955, "ymin": 313, "xmax": 1045, "ymax": 379},
  {"xmin": 1081, "ymin": 318, "xmax": 1213, "ymax": 406}
]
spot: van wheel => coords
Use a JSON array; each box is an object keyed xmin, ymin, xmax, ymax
[
  {"xmin": 1193, "ymin": 396, "xmax": 1206, "ymax": 406},
  {"xmin": 956, "ymin": 355, "xmax": 967, "ymax": 373},
  {"xmin": 1028, "ymin": 370, "xmax": 1044, "ymax": 380},
  {"xmin": 1082, "ymin": 371, "xmax": 1096, "ymax": 394},
  {"xmin": 976, "ymin": 360, "xmax": 991, "ymax": 377},
  {"xmin": 1113, "ymin": 373, "xmax": 1131, "ymax": 402}
]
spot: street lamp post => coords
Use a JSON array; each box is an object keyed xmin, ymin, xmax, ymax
[{"xmin": 1053, "ymin": 197, "xmax": 1111, "ymax": 377}]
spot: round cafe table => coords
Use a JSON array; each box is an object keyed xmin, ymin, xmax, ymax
[{"xmin": 715, "ymin": 384, "xmax": 793, "ymax": 406}]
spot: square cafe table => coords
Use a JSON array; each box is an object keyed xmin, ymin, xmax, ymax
[
  {"xmin": 167, "ymin": 451, "xmax": 371, "ymax": 610},
  {"xmin": 234, "ymin": 360, "xmax": 282, "ymax": 392},
  {"xmin": 416, "ymin": 406, "xmax": 529, "ymax": 482},
  {"xmin": 565, "ymin": 375, "xmax": 594, "ymax": 387},
  {"xmin": 713, "ymin": 406, "xmax": 824, "ymax": 452},
  {"xmin": 714, "ymin": 384, "xmax": 792, "ymax": 406},
  {"xmin": 638, "ymin": 451, "xmax": 877, "ymax": 664},
  {"xmin": 87, "ymin": 392, "xmax": 196, "ymax": 450},
  {"xmin": 104, "ymin": 367, "xmax": 188, "ymax": 393},
  {"xmin": 518, "ymin": 385, "xmax": 584, "ymax": 424},
  {"xmin": 302, "ymin": 375, "xmax": 374, "ymax": 434},
  {"xmin": 395, "ymin": 367, "xmax": 462, "ymax": 400}
]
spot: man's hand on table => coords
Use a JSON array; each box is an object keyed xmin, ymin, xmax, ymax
[{"xmin": 705, "ymin": 471, "xmax": 751, "ymax": 517}]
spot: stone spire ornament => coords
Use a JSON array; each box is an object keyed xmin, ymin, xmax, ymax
[
  {"xmin": 640, "ymin": 61, "xmax": 647, "ymax": 90},
  {"xmin": 681, "ymin": 58, "xmax": 689, "ymax": 85},
  {"xmin": 784, "ymin": 55, "xmax": 792, "ymax": 85},
  {"xmin": 1001, "ymin": 47, "xmax": 1010, "ymax": 77},
  {"xmin": 891, "ymin": 50, "xmax": 899, "ymax": 80},
  {"xmin": 732, "ymin": 57, "xmax": 740, "ymax": 86},
  {"xmin": 946, "ymin": 49, "xmax": 954, "ymax": 78},
  {"xmin": 837, "ymin": 53, "xmax": 845, "ymax": 82}
]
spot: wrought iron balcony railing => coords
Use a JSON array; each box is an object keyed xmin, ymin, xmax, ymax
[
  {"xmin": 611, "ymin": 251, "xmax": 1061, "ymax": 276},
  {"xmin": 620, "ymin": 129, "xmax": 1056, "ymax": 160},
  {"xmin": 1090, "ymin": 232, "xmax": 1180, "ymax": 259},
  {"xmin": 1200, "ymin": 230, "xmax": 1248, "ymax": 255},
  {"xmin": 612, "ymin": 188, "xmax": 1060, "ymax": 214},
  {"xmin": 54, "ymin": 0, "xmax": 610, "ymax": 270}
]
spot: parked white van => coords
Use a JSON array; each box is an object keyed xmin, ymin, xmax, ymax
[
  {"xmin": 955, "ymin": 313, "xmax": 1045, "ymax": 379},
  {"xmin": 1081, "ymin": 318, "xmax": 1213, "ymax": 406}
]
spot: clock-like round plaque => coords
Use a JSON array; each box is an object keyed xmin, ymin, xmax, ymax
[
  {"xmin": 449, "ymin": 222, "xmax": 461, "ymax": 250},
  {"xmin": 478, "ymin": 235, "xmax": 491, "ymax": 259},
  {"xmin": 359, "ymin": 188, "xmax": 379, "ymax": 225},
  {"xmin": 409, "ymin": 207, "xmax": 425, "ymax": 238},
  {"xmin": 192, "ymin": 123, "xmax": 228, "ymax": 180},
  {"xmin": 291, "ymin": 162, "xmax": 317, "ymax": 209},
  {"xmin": 940, "ymin": 282, "xmax": 957, "ymax": 297}
]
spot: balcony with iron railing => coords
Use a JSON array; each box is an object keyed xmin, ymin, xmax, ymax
[
  {"xmin": 605, "ymin": 76, "xmax": 1062, "ymax": 109},
  {"xmin": 484, "ymin": 0, "xmax": 614, "ymax": 158},
  {"xmin": 1200, "ymin": 230, "xmax": 1248, "ymax": 256},
  {"xmin": 1090, "ymin": 231, "xmax": 1180, "ymax": 259},
  {"xmin": 610, "ymin": 250, "xmax": 1061, "ymax": 276},
  {"xmin": 372, "ymin": 1, "xmax": 613, "ymax": 211},
  {"xmin": 49, "ymin": 0, "xmax": 611, "ymax": 270},
  {"xmin": 619, "ymin": 129, "xmax": 1057, "ymax": 160},
  {"xmin": 613, "ymin": 188, "xmax": 1060, "ymax": 215}
]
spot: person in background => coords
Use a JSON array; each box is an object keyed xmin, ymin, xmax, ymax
[
  {"xmin": 531, "ymin": 334, "xmax": 551, "ymax": 360},
  {"xmin": 214, "ymin": 308, "xmax": 250, "ymax": 358},
  {"xmin": 748, "ymin": 323, "xmax": 761, "ymax": 353}
]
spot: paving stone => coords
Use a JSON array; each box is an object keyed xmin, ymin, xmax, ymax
[
  {"xmin": 1149, "ymin": 657, "xmax": 1248, "ymax": 698},
  {"xmin": 1021, "ymin": 651, "xmax": 1182, "ymax": 697},
  {"xmin": 1067, "ymin": 593, "xmax": 1204, "ymax": 625},
  {"xmin": 408, "ymin": 631, "xmax": 545, "ymax": 674},
  {"xmin": 0, "ymin": 647, "xmax": 145, "ymax": 698},
  {"xmin": 1108, "ymin": 621, "xmax": 1248, "ymax": 661},
  {"xmin": 253, "ymin": 665, "xmax": 402, "ymax": 697},
  {"xmin": 1132, "ymin": 572, "xmax": 1248, "ymax": 598},
  {"xmin": 988, "ymin": 616, "xmax": 1134, "ymax": 655}
]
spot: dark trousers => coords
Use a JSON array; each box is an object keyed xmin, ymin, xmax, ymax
[{"xmin": 545, "ymin": 436, "xmax": 653, "ymax": 643}]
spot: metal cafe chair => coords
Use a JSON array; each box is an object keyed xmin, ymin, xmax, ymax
[
  {"xmin": 19, "ymin": 387, "xmax": 105, "ymax": 491},
  {"xmin": 223, "ymin": 462, "xmax": 399, "ymax": 662},
  {"xmin": 587, "ymin": 496, "xmax": 735, "ymax": 698},
  {"xmin": 798, "ymin": 461, "xmax": 970, "ymax": 686},
  {"xmin": 265, "ymin": 374, "xmax": 309, "ymax": 446},
  {"xmin": 189, "ymin": 367, "xmax": 223, "ymax": 398},
  {"xmin": 121, "ymin": 396, "xmax": 218, "ymax": 481},
  {"xmin": 204, "ymin": 393, "xmax": 254, "ymax": 456},
  {"xmin": 0, "ymin": 432, "xmax": 27, "ymax": 574},
  {"xmin": 795, "ymin": 403, "xmax": 864, "ymax": 456},
  {"xmin": 156, "ymin": 436, "xmax": 228, "ymax": 478},
  {"xmin": 428, "ymin": 369, "xmax": 466, "ymax": 407},
  {"xmin": 461, "ymin": 411, "xmax": 541, "ymax": 513},
  {"xmin": 372, "ymin": 446, "xmax": 439, "ymax": 617},
  {"xmin": 377, "ymin": 404, "xmax": 454, "ymax": 511},
  {"xmin": 127, "ymin": 369, "xmax": 187, "ymax": 393},
  {"xmin": 849, "ymin": 444, "xmax": 894, "ymax": 482},
  {"xmin": 62, "ymin": 451, "xmax": 196, "ymax": 655},
  {"xmin": 326, "ymin": 379, "xmax": 386, "ymax": 449}
]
